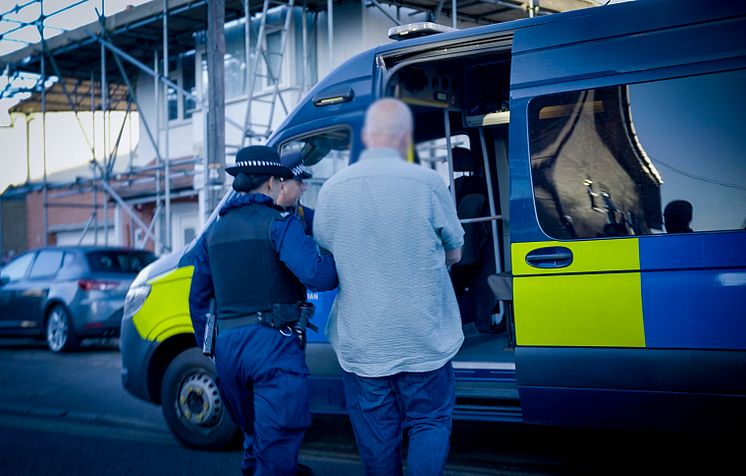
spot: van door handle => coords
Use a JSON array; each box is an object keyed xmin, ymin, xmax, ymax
[{"xmin": 525, "ymin": 247, "xmax": 573, "ymax": 269}]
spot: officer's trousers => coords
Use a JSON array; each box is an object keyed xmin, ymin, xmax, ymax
[{"xmin": 215, "ymin": 324, "xmax": 311, "ymax": 476}]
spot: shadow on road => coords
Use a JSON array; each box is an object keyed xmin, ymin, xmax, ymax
[{"xmin": 0, "ymin": 337, "xmax": 119, "ymax": 352}]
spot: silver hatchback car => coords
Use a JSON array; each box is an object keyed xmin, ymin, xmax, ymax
[{"xmin": 0, "ymin": 246, "xmax": 156, "ymax": 352}]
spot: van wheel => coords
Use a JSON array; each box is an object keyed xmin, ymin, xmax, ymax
[
  {"xmin": 46, "ymin": 306, "xmax": 80, "ymax": 353},
  {"xmin": 161, "ymin": 348, "xmax": 239, "ymax": 450}
]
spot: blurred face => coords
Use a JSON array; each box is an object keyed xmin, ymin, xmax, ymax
[{"xmin": 277, "ymin": 178, "xmax": 307, "ymax": 208}]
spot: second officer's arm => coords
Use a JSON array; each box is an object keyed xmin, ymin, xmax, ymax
[
  {"xmin": 271, "ymin": 214, "xmax": 338, "ymax": 291},
  {"xmin": 186, "ymin": 232, "xmax": 215, "ymax": 346}
]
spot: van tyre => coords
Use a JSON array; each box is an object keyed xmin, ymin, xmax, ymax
[
  {"xmin": 46, "ymin": 305, "xmax": 80, "ymax": 353},
  {"xmin": 161, "ymin": 347, "xmax": 239, "ymax": 450}
]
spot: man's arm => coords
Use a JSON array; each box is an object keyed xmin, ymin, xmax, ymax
[
  {"xmin": 272, "ymin": 214, "xmax": 338, "ymax": 291},
  {"xmin": 187, "ymin": 233, "xmax": 215, "ymax": 346},
  {"xmin": 431, "ymin": 178, "xmax": 465, "ymax": 262}
]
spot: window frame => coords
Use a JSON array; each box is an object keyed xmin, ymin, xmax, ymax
[{"xmin": 278, "ymin": 125, "xmax": 354, "ymax": 209}]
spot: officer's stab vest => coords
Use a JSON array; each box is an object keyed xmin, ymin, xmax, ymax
[{"xmin": 206, "ymin": 202, "xmax": 306, "ymax": 320}]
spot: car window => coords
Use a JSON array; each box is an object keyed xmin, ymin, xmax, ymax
[
  {"xmin": 28, "ymin": 250, "xmax": 64, "ymax": 279},
  {"xmin": 56, "ymin": 252, "xmax": 86, "ymax": 280},
  {"xmin": 0, "ymin": 253, "xmax": 35, "ymax": 283},
  {"xmin": 86, "ymin": 251, "xmax": 157, "ymax": 274}
]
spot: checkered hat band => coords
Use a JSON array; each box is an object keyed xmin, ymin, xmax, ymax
[
  {"xmin": 292, "ymin": 164, "xmax": 306, "ymax": 175},
  {"xmin": 235, "ymin": 160, "xmax": 281, "ymax": 167}
]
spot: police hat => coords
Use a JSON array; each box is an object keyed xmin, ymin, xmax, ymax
[
  {"xmin": 280, "ymin": 151, "xmax": 312, "ymax": 180},
  {"xmin": 226, "ymin": 145, "xmax": 294, "ymax": 179}
]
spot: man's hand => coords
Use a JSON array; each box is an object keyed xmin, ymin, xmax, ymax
[{"xmin": 446, "ymin": 247, "xmax": 462, "ymax": 267}]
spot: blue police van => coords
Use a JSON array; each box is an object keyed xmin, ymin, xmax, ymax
[{"xmin": 121, "ymin": 0, "xmax": 746, "ymax": 448}]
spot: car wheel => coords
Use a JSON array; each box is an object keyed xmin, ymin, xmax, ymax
[
  {"xmin": 161, "ymin": 347, "xmax": 239, "ymax": 450},
  {"xmin": 46, "ymin": 305, "xmax": 80, "ymax": 353}
]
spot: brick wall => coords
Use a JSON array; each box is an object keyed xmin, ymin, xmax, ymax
[
  {"xmin": 25, "ymin": 189, "xmax": 153, "ymax": 250},
  {"xmin": 1, "ymin": 196, "xmax": 27, "ymax": 260}
]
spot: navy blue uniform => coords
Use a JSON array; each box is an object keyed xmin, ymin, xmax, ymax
[{"xmin": 188, "ymin": 193, "xmax": 337, "ymax": 475}]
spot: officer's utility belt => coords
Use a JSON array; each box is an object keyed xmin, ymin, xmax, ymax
[
  {"xmin": 204, "ymin": 302, "xmax": 316, "ymax": 356},
  {"xmin": 218, "ymin": 303, "xmax": 302, "ymax": 332}
]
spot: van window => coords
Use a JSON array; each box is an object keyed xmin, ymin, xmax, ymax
[
  {"xmin": 280, "ymin": 127, "xmax": 352, "ymax": 209},
  {"xmin": 528, "ymin": 68, "xmax": 746, "ymax": 239}
]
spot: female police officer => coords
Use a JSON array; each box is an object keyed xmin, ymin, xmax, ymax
[{"xmin": 188, "ymin": 145, "xmax": 337, "ymax": 476}]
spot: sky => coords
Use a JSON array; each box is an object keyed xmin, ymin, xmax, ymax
[{"xmin": 0, "ymin": 1, "xmax": 150, "ymax": 193}]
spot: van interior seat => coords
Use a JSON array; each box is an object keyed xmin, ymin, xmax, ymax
[
  {"xmin": 456, "ymin": 194, "xmax": 485, "ymax": 266},
  {"xmin": 450, "ymin": 146, "xmax": 500, "ymax": 333},
  {"xmin": 452, "ymin": 147, "xmax": 488, "ymax": 200},
  {"xmin": 451, "ymin": 147, "xmax": 488, "ymax": 270}
]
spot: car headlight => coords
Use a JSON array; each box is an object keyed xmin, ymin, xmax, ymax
[{"xmin": 123, "ymin": 285, "xmax": 151, "ymax": 320}]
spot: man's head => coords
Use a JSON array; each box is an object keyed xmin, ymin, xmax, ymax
[
  {"xmin": 277, "ymin": 152, "xmax": 312, "ymax": 208},
  {"xmin": 362, "ymin": 98, "xmax": 413, "ymax": 159},
  {"xmin": 664, "ymin": 199, "xmax": 694, "ymax": 233},
  {"xmin": 226, "ymin": 145, "xmax": 293, "ymax": 200}
]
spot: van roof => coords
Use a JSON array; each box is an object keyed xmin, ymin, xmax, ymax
[{"xmin": 375, "ymin": 0, "xmax": 746, "ymax": 56}]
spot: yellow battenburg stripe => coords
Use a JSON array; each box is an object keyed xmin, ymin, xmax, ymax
[
  {"xmin": 511, "ymin": 239, "xmax": 646, "ymax": 347},
  {"xmin": 133, "ymin": 265, "xmax": 195, "ymax": 342},
  {"xmin": 512, "ymin": 238, "xmax": 640, "ymax": 275}
]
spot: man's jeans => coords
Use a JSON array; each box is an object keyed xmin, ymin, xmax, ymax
[{"xmin": 342, "ymin": 362, "xmax": 456, "ymax": 476}]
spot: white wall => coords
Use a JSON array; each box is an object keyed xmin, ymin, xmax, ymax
[{"xmin": 135, "ymin": 70, "xmax": 199, "ymax": 166}]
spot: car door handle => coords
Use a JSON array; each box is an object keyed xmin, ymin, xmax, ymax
[{"xmin": 525, "ymin": 247, "xmax": 573, "ymax": 269}]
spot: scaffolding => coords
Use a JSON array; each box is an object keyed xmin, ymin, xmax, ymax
[{"xmin": 0, "ymin": 0, "xmax": 598, "ymax": 255}]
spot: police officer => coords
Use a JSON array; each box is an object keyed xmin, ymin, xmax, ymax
[
  {"xmin": 278, "ymin": 152, "xmax": 314, "ymax": 235},
  {"xmin": 188, "ymin": 145, "xmax": 338, "ymax": 476}
]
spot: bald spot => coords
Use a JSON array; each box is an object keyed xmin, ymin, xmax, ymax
[{"xmin": 362, "ymin": 98, "xmax": 413, "ymax": 150}]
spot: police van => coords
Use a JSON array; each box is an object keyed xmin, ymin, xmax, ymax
[{"xmin": 120, "ymin": 0, "xmax": 746, "ymax": 448}]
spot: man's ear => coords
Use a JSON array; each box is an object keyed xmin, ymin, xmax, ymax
[{"xmin": 362, "ymin": 127, "xmax": 370, "ymax": 148}]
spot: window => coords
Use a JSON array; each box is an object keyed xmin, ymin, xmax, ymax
[
  {"xmin": 219, "ymin": 6, "xmax": 317, "ymax": 100},
  {"xmin": 167, "ymin": 79, "xmax": 179, "ymax": 121},
  {"xmin": 280, "ymin": 128, "xmax": 352, "ymax": 209},
  {"xmin": 528, "ymin": 69, "xmax": 746, "ymax": 239},
  {"xmin": 182, "ymin": 53, "xmax": 196, "ymax": 119},
  {"xmin": 0, "ymin": 253, "xmax": 34, "ymax": 283},
  {"xmin": 225, "ymin": 18, "xmax": 250, "ymax": 100},
  {"xmin": 28, "ymin": 250, "xmax": 63, "ymax": 279},
  {"xmin": 57, "ymin": 252, "xmax": 85, "ymax": 280},
  {"xmin": 266, "ymin": 29, "xmax": 283, "ymax": 86},
  {"xmin": 167, "ymin": 53, "xmax": 196, "ymax": 121},
  {"xmin": 86, "ymin": 251, "xmax": 156, "ymax": 274},
  {"xmin": 184, "ymin": 227, "xmax": 196, "ymax": 245}
]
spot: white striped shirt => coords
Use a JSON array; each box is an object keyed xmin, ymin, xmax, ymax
[{"xmin": 314, "ymin": 148, "xmax": 465, "ymax": 377}]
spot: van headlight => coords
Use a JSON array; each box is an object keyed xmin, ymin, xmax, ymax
[{"xmin": 123, "ymin": 285, "xmax": 151, "ymax": 320}]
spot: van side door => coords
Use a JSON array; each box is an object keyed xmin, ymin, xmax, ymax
[{"xmin": 508, "ymin": 3, "xmax": 746, "ymax": 430}]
